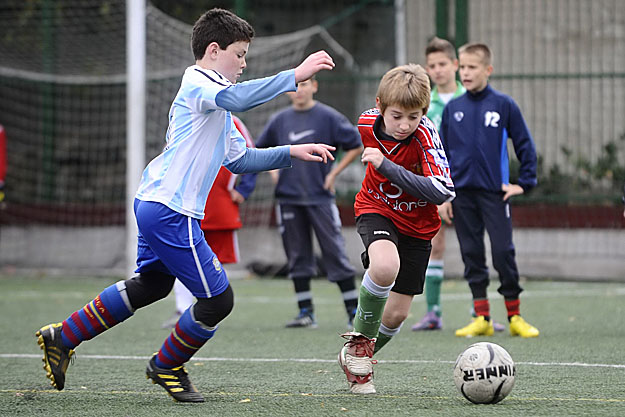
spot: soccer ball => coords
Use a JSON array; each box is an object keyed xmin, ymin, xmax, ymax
[{"xmin": 453, "ymin": 342, "xmax": 515, "ymax": 404}]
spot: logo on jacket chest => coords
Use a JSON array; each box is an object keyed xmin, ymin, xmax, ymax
[{"xmin": 288, "ymin": 129, "xmax": 315, "ymax": 142}]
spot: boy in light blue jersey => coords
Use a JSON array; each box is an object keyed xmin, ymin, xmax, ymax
[{"xmin": 35, "ymin": 8, "xmax": 336, "ymax": 403}]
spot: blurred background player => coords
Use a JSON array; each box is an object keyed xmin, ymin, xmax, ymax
[
  {"xmin": 439, "ymin": 42, "xmax": 540, "ymax": 338},
  {"xmin": 338, "ymin": 64, "xmax": 455, "ymax": 394},
  {"xmin": 410, "ymin": 37, "xmax": 504, "ymax": 332},
  {"xmin": 255, "ymin": 76, "xmax": 363, "ymax": 329},
  {"xmin": 162, "ymin": 116, "xmax": 257, "ymax": 328},
  {"xmin": 0, "ymin": 124, "xmax": 6, "ymax": 207}
]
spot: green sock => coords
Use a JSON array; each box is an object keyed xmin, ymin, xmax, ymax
[
  {"xmin": 353, "ymin": 285, "xmax": 388, "ymax": 339},
  {"xmin": 425, "ymin": 261, "xmax": 444, "ymax": 316},
  {"xmin": 374, "ymin": 323, "xmax": 400, "ymax": 354},
  {"xmin": 374, "ymin": 332, "xmax": 392, "ymax": 354}
]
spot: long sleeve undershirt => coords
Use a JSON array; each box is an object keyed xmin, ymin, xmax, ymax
[{"xmin": 377, "ymin": 158, "xmax": 455, "ymax": 205}]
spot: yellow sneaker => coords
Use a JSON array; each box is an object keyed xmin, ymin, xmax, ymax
[
  {"xmin": 455, "ymin": 316, "xmax": 495, "ymax": 337},
  {"xmin": 509, "ymin": 315, "xmax": 539, "ymax": 338}
]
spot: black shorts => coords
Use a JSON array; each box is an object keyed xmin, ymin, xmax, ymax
[{"xmin": 356, "ymin": 213, "xmax": 432, "ymax": 295}]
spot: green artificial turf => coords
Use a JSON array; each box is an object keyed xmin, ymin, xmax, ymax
[{"xmin": 1, "ymin": 275, "xmax": 623, "ymax": 416}]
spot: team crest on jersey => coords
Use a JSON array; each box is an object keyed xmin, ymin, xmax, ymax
[
  {"xmin": 454, "ymin": 111, "xmax": 464, "ymax": 122},
  {"xmin": 409, "ymin": 162, "xmax": 423, "ymax": 175},
  {"xmin": 213, "ymin": 257, "xmax": 222, "ymax": 272}
]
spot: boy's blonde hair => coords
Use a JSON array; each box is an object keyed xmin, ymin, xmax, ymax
[
  {"xmin": 458, "ymin": 43, "xmax": 493, "ymax": 67},
  {"xmin": 376, "ymin": 64, "xmax": 430, "ymax": 115}
]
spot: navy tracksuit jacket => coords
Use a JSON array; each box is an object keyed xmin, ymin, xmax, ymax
[{"xmin": 440, "ymin": 84, "xmax": 537, "ymax": 299}]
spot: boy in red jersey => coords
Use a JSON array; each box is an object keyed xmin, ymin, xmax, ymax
[{"xmin": 338, "ymin": 64, "xmax": 455, "ymax": 394}]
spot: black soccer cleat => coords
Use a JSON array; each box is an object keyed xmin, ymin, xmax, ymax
[
  {"xmin": 146, "ymin": 354, "xmax": 205, "ymax": 403},
  {"xmin": 36, "ymin": 323, "xmax": 75, "ymax": 390}
]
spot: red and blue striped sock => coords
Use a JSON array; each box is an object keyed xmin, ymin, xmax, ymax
[
  {"xmin": 505, "ymin": 298, "xmax": 520, "ymax": 320},
  {"xmin": 61, "ymin": 281, "xmax": 134, "ymax": 349},
  {"xmin": 473, "ymin": 298, "xmax": 491, "ymax": 321},
  {"xmin": 154, "ymin": 307, "xmax": 216, "ymax": 369}
]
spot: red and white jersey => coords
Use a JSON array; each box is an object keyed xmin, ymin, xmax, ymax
[
  {"xmin": 201, "ymin": 116, "xmax": 254, "ymax": 231},
  {"xmin": 354, "ymin": 108, "xmax": 453, "ymax": 240}
]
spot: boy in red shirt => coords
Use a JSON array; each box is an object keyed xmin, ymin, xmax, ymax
[{"xmin": 338, "ymin": 64, "xmax": 455, "ymax": 394}]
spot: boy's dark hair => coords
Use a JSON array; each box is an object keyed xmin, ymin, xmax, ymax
[
  {"xmin": 191, "ymin": 8, "xmax": 255, "ymax": 60},
  {"xmin": 425, "ymin": 37, "xmax": 457, "ymax": 61},
  {"xmin": 458, "ymin": 43, "xmax": 493, "ymax": 66}
]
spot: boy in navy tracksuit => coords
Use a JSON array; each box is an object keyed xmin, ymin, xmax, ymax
[{"xmin": 440, "ymin": 43, "xmax": 540, "ymax": 338}]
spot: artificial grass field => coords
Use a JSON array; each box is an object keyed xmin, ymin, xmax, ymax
[{"xmin": 0, "ymin": 274, "xmax": 624, "ymax": 416}]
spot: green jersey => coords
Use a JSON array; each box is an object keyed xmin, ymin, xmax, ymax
[{"xmin": 427, "ymin": 80, "xmax": 465, "ymax": 131}]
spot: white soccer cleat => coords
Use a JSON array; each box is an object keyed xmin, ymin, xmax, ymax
[
  {"xmin": 338, "ymin": 332, "xmax": 377, "ymax": 394},
  {"xmin": 349, "ymin": 380, "xmax": 376, "ymax": 394},
  {"xmin": 338, "ymin": 332, "xmax": 375, "ymax": 376}
]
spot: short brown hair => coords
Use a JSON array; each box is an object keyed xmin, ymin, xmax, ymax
[
  {"xmin": 458, "ymin": 43, "xmax": 493, "ymax": 66},
  {"xmin": 376, "ymin": 64, "xmax": 430, "ymax": 115},
  {"xmin": 425, "ymin": 37, "xmax": 457, "ymax": 61},
  {"xmin": 191, "ymin": 8, "xmax": 254, "ymax": 60}
]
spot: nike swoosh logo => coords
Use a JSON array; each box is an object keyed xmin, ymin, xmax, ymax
[{"xmin": 288, "ymin": 129, "xmax": 315, "ymax": 142}]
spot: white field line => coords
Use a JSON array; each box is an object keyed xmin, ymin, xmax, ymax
[
  {"xmin": 2, "ymin": 353, "xmax": 624, "ymax": 369},
  {"xmin": 2, "ymin": 286, "xmax": 625, "ymax": 304}
]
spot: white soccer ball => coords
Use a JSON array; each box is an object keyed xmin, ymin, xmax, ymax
[{"xmin": 453, "ymin": 342, "xmax": 515, "ymax": 404}]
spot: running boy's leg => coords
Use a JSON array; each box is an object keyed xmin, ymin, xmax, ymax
[
  {"xmin": 376, "ymin": 232, "xmax": 430, "ymax": 351},
  {"xmin": 376, "ymin": 292, "xmax": 413, "ymax": 353},
  {"xmin": 35, "ymin": 199, "xmax": 182, "ymax": 391},
  {"xmin": 338, "ymin": 214, "xmax": 400, "ymax": 394},
  {"xmin": 135, "ymin": 201, "xmax": 234, "ymax": 401}
]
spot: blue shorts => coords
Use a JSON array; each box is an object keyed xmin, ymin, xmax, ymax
[{"xmin": 133, "ymin": 199, "xmax": 229, "ymax": 299}]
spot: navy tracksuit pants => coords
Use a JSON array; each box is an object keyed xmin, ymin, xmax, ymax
[
  {"xmin": 452, "ymin": 189, "xmax": 523, "ymax": 300},
  {"xmin": 276, "ymin": 202, "xmax": 355, "ymax": 282}
]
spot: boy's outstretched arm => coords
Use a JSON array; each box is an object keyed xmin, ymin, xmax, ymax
[
  {"xmin": 225, "ymin": 144, "xmax": 335, "ymax": 174},
  {"xmin": 213, "ymin": 51, "xmax": 334, "ymax": 113},
  {"xmin": 294, "ymin": 51, "xmax": 335, "ymax": 82},
  {"xmin": 290, "ymin": 143, "xmax": 335, "ymax": 163}
]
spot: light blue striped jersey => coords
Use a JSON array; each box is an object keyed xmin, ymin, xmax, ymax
[{"xmin": 135, "ymin": 65, "xmax": 296, "ymax": 218}]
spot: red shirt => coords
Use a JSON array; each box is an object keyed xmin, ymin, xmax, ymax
[
  {"xmin": 201, "ymin": 117, "xmax": 254, "ymax": 231},
  {"xmin": 354, "ymin": 108, "xmax": 450, "ymax": 240}
]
